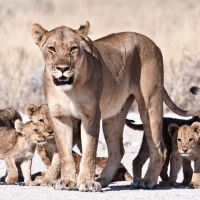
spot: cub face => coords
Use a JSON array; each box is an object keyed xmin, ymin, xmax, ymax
[
  {"xmin": 14, "ymin": 119, "xmax": 46, "ymax": 144},
  {"xmin": 168, "ymin": 122, "xmax": 200, "ymax": 158},
  {"xmin": 26, "ymin": 104, "xmax": 54, "ymax": 139},
  {"xmin": 30, "ymin": 22, "xmax": 90, "ymax": 91}
]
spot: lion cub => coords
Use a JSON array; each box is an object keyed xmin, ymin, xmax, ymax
[
  {"xmin": 160, "ymin": 122, "xmax": 200, "ymax": 188},
  {"xmin": 26, "ymin": 103, "xmax": 133, "ymax": 186},
  {"xmin": 0, "ymin": 119, "xmax": 46, "ymax": 185},
  {"xmin": 126, "ymin": 113, "xmax": 200, "ymax": 181}
]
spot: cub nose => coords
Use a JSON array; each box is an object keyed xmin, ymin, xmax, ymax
[
  {"xmin": 182, "ymin": 148, "xmax": 188, "ymax": 153},
  {"xmin": 56, "ymin": 66, "xmax": 70, "ymax": 73},
  {"xmin": 48, "ymin": 130, "xmax": 53, "ymax": 135}
]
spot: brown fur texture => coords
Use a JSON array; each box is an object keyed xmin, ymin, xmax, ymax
[
  {"xmin": 126, "ymin": 112, "xmax": 200, "ymax": 182},
  {"xmin": 31, "ymin": 22, "xmax": 199, "ymax": 191},
  {"xmin": 0, "ymin": 108, "xmax": 22, "ymax": 128},
  {"xmin": 0, "ymin": 120, "xmax": 46, "ymax": 185},
  {"xmin": 26, "ymin": 104, "xmax": 133, "ymax": 186},
  {"xmin": 160, "ymin": 122, "xmax": 200, "ymax": 188}
]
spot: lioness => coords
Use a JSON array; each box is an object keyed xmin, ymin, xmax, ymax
[
  {"xmin": 126, "ymin": 112, "xmax": 200, "ymax": 181},
  {"xmin": 0, "ymin": 108, "xmax": 22, "ymax": 128},
  {"xmin": 31, "ymin": 22, "xmax": 199, "ymax": 191},
  {"xmin": 26, "ymin": 103, "xmax": 133, "ymax": 186},
  {"xmin": 160, "ymin": 122, "xmax": 200, "ymax": 188},
  {"xmin": 0, "ymin": 119, "xmax": 46, "ymax": 185}
]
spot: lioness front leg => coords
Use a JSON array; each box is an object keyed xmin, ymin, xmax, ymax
[
  {"xmin": 78, "ymin": 111, "xmax": 102, "ymax": 192},
  {"xmin": 190, "ymin": 159, "xmax": 200, "ymax": 188},
  {"xmin": 21, "ymin": 159, "xmax": 37, "ymax": 186},
  {"xmin": 5, "ymin": 158, "xmax": 18, "ymax": 185},
  {"xmin": 51, "ymin": 116, "xmax": 76, "ymax": 190}
]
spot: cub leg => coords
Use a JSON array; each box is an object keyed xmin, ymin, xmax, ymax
[
  {"xmin": 97, "ymin": 95, "xmax": 134, "ymax": 187},
  {"xmin": 41, "ymin": 152, "xmax": 60, "ymax": 186},
  {"xmin": 190, "ymin": 158, "xmax": 200, "ymax": 188},
  {"xmin": 132, "ymin": 133, "xmax": 150, "ymax": 180},
  {"xmin": 182, "ymin": 158, "xmax": 192, "ymax": 186},
  {"xmin": 21, "ymin": 159, "xmax": 37, "ymax": 186},
  {"xmin": 51, "ymin": 116, "xmax": 77, "ymax": 190},
  {"xmin": 159, "ymin": 151, "xmax": 182, "ymax": 186},
  {"xmin": 5, "ymin": 158, "xmax": 18, "ymax": 185},
  {"xmin": 36, "ymin": 145, "xmax": 51, "ymax": 169}
]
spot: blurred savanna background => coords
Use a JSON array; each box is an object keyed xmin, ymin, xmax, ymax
[{"xmin": 1, "ymin": 0, "xmax": 200, "ymax": 114}]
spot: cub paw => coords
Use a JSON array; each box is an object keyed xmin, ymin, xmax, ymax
[
  {"xmin": 5, "ymin": 177, "xmax": 17, "ymax": 185},
  {"xmin": 41, "ymin": 177, "xmax": 54, "ymax": 187},
  {"xmin": 53, "ymin": 179, "xmax": 76, "ymax": 190},
  {"xmin": 189, "ymin": 182, "xmax": 200, "ymax": 189},
  {"xmin": 25, "ymin": 180, "xmax": 38, "ymax": 186},
  {"xmin": 132, "ymin": 178, "xmax": 156, "ymax": 189},
  {"xmin": 79, "ymin": 181, "xmax": 102, "ymax": 192}
]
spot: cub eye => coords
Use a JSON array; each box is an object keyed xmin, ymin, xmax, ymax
[
  {"xmin": 48, "ymin": 46, "xmax": 56, "ymax": 53},
  {"xmin": 70, "ymin": 46, "xmax": 78, "ymax": 53},
  {"xmin": 34, "ymin": 129, "xmax": 39, "ymax": 132},
  {"xmin": 177, "ymin": 138, "xmax": 181, "ymax": 142},
  {"xmin": 39, "ymin": 119, "xmax": 45, "ymax": 124},
  {"xmin": 189, "ymin": 138, "xmax": 194, "ymax": 143}
]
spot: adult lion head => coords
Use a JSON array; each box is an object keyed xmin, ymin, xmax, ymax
[{"xmin": 31, "ymin": 22, "xmax": 91, "ymax": 91}]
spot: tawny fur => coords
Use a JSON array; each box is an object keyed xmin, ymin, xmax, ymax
[
  {"xmin": 126, "ymin": 112, "xmax": 200, "ymax": 182},
  {"xmin": 26, "ymin": 104, "xmax": 133, "ymax": 186},
  {"xmin": 0, "ymin": 120, "xmax": 46, "ymax": 185},
  {"xmin": 30, "ymin": 22, "xmax": 200, "ymax": 191},
  {"xmin": 159, "ymin": 122, "xmax": 200, "ymax": 188},
  {"xmin": 0, "ymin": 108, "xmax": 22, "ymax": 128}
]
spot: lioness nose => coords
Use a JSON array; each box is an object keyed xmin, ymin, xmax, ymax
[
  {"xmin": 56, "ymin": 66, "xmax": 70, "ymax": 73},
  {"xmin": 182, "ymin": 149, "xmax": 188, "ymax": 153}
]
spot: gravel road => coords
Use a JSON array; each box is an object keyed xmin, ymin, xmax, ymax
[{"xmin": 0, "ymin": 112, "xmax": 199, "ymax": 200}]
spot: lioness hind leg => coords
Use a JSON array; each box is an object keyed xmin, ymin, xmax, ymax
[
  {"xmin": 132, "ymin": 88, "xmax": 164, "ymax": 189},
  {"xmin": 97, "ymin": 95, "xmax": 134, "ymax": 187},
  {"xmin": 132, "ymin": 133, "xmax": 150, "ymax": 180}
]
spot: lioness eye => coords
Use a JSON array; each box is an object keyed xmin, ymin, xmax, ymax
[
  {"xmin": 48, "ymin": 46, "xmax": 56, "ymax": 53},
  {"xmin": 39, "ymin": 119, "xmax": 44, "ymax": 123},
  {"xmin": 189, "ymin": 138, "xmax": 194, "ymax": 142},
  {"xmin": 177, "ymin": 138, "xmax": 181, "ymax": 142},
  {"xmin": 70, "ymin": 46, "xmax": 78, "ymax": 52}
]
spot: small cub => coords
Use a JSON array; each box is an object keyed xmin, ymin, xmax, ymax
[
  {"xmin": 160, "ymin": 122, "xmax": 200, "ymax": 188},
  {"xmin": 0, "ymin": 119, "xmax": 46, "ymax": 185}
]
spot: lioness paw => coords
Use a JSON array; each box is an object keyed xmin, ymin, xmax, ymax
[
  {"xmin": 79, "ymin": 181, "xmax": 101, "ymax": 192},
  {"xmin": 159, "ymin": 180, "xmax": 177, "ymax": 187},
  {"xmin": 53, "ymin": 179, "xmax": 76, "ymax": 190},
  {"xmin": 132, "ymin": 178, "xmax": 156, "ymax": 189}
]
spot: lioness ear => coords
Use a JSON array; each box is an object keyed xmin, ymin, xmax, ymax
[
  {"xmin": 15, "ymin": 119, "xmax": 24, "ymax": 133},
  {"xmin": 191, "ymin": 122, "xmax": 200, "ymax": 135},
  {"xmin": 30, "ymin": 23, "xmax": 48, "ymax": 46},
  {"xmin": 26, "ymin": 104, "xmax": 38, "ymax": 118},
  {"xmin": 168, "ymin": 123, "xmax": 179, "ymax": 138},
  {"xmin": 76, "ymin": 21, "xmax": 90, "ymax": 39}
]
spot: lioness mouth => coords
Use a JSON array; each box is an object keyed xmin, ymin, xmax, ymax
[{"xmin": 53, "ymin": 75, "xmax": 74, "ymax": 86}]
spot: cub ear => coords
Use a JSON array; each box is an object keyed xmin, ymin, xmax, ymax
[
  {"xmin": 15, "ymin": 119, "xmax": 24, "ymax": 133},
  {"xmin": 25, "ymin": 104, "xmax": 38, "ymax": 118},
  {"xmin": 191, "ymin": 122, "xmax": 200, "ymax": 135},
  {"xmin": 76, "ymin": 21, "xmax": 90, "ymax": 39},
  {"xmin": 30, "ymin": 23, "xmax": 48, "ymax": 46},
  {"xmin": 168, "ymin": 123, "xmax": 179, "ymax": 138}
]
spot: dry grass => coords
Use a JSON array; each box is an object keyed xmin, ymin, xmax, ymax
[{"xmin": 1, "ymin": 0, "xmax": 200, "ymax": 113}]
